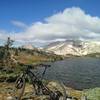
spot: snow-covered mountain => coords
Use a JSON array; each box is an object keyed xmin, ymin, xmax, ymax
[
  {"xmin": 22, "ymin": 44, "xmax": 35, "ymax": 50},
  {"xmin": 44, "ymin": 40, "xmax": 100, "ymax": 56}
]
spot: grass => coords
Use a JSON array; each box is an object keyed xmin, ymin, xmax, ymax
[
  {"xmin": 17, "ymin": 52, "xmax": 49, "ymax": 64},
  {"xmin": 83, "ymin": 88, "xmax": 100, "ymax": 100}
]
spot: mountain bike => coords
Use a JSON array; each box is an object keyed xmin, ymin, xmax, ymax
[{"xmin": 13, "ymin": 64, "xmax": 67, "ymax": 100}]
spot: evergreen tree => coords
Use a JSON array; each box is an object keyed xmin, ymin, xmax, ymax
[{"xmin": 2, "ymin": 37, "xmax": 14, "ymax": 66}]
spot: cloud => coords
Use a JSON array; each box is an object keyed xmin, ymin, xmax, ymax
[
  {"xmin": 1, "ymin": 7, "xmax": 100, "ymax": 46},
  {"xmin": 11, "ymin": 20, "xmax": 28, "ymax": 29},
  {"xmin": 15, "ymin": 7, "xmax": 100, "ymax": 40},
  {"xmin": 0, "ymin": 30, "xmax": 9, "ymax": 40}
]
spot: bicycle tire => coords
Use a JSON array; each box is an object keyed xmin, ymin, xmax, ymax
[
  {"xmin": 45, "ymin": 81, "xmax": 67, "ymax": 100},
  {"xmin": 13, "ymin": 75, "xmax": 26, "ymax": 100}
]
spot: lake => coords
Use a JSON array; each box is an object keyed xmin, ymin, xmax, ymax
[{"xmin": 43, "ymin": 57, "xmax": 100, "ymax": 90}]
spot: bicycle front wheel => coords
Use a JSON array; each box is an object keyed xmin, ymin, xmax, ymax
[{"xmin": 13, "ymin": 74, "xmax": 26, "ymax": 100}]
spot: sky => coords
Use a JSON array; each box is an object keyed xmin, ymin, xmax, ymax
[{"xmin": 0, "ymin": 0, "xmax": 100, "ymax": 47}]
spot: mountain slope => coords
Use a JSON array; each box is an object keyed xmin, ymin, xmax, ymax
[{"xmin": 44, "ymin": 40, "xmax": 100, "ymax": 56}]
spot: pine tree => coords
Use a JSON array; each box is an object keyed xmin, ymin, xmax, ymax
[{"xmin": 3, "ymin": 37, "xmax": 14, "ymax": 66}]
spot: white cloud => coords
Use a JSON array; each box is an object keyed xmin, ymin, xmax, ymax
[
  {"xmin": 11, "ymin": 20, "xmax": 28, "ymax": 29},
  {"xmin": 1, "ymin": 7, "xmax": 100, "ymax": 46}
]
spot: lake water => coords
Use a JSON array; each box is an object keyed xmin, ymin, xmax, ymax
[{"xmin": 43, "ymin": 57, "xmax": 100, "ymax": 90}]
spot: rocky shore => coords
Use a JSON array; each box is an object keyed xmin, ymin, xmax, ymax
[
  {"xmin": 0, "ymin": 81, "xmax": 82, "ymax": 100},
  {"xmin": 0, "ymin": 81, "xmax": 100, "ymax": 100}
]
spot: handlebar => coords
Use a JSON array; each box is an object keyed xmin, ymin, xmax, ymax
[{"xmin": 37, "ymin": 63, "xmax": 51, "ymax": 68}]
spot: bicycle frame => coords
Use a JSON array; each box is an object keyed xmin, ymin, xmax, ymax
[{"xmin": 15, "ymin": 64, "xmax": 66, "ymax": 100}]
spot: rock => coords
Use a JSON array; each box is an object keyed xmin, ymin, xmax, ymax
[
  {"xmin": 22, "ymin": 95, "xmax": 49, "ymax": 100},
  {"xmin": 7, "ymin": 96, "xmax": 13, "ymax": 100}
]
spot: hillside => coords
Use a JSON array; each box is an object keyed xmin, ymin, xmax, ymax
[
  {"xmin": 15, "ymin": 47, "xmax": 63, "ymax": 64},
  {"xmin": 0, "ymin": 44, "xmax": 63, "ymax": 83}
]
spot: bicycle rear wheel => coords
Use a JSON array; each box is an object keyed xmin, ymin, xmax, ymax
[{"xmin": 46, "ymin": 81, "xmax": 67, "ymax": 100}]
